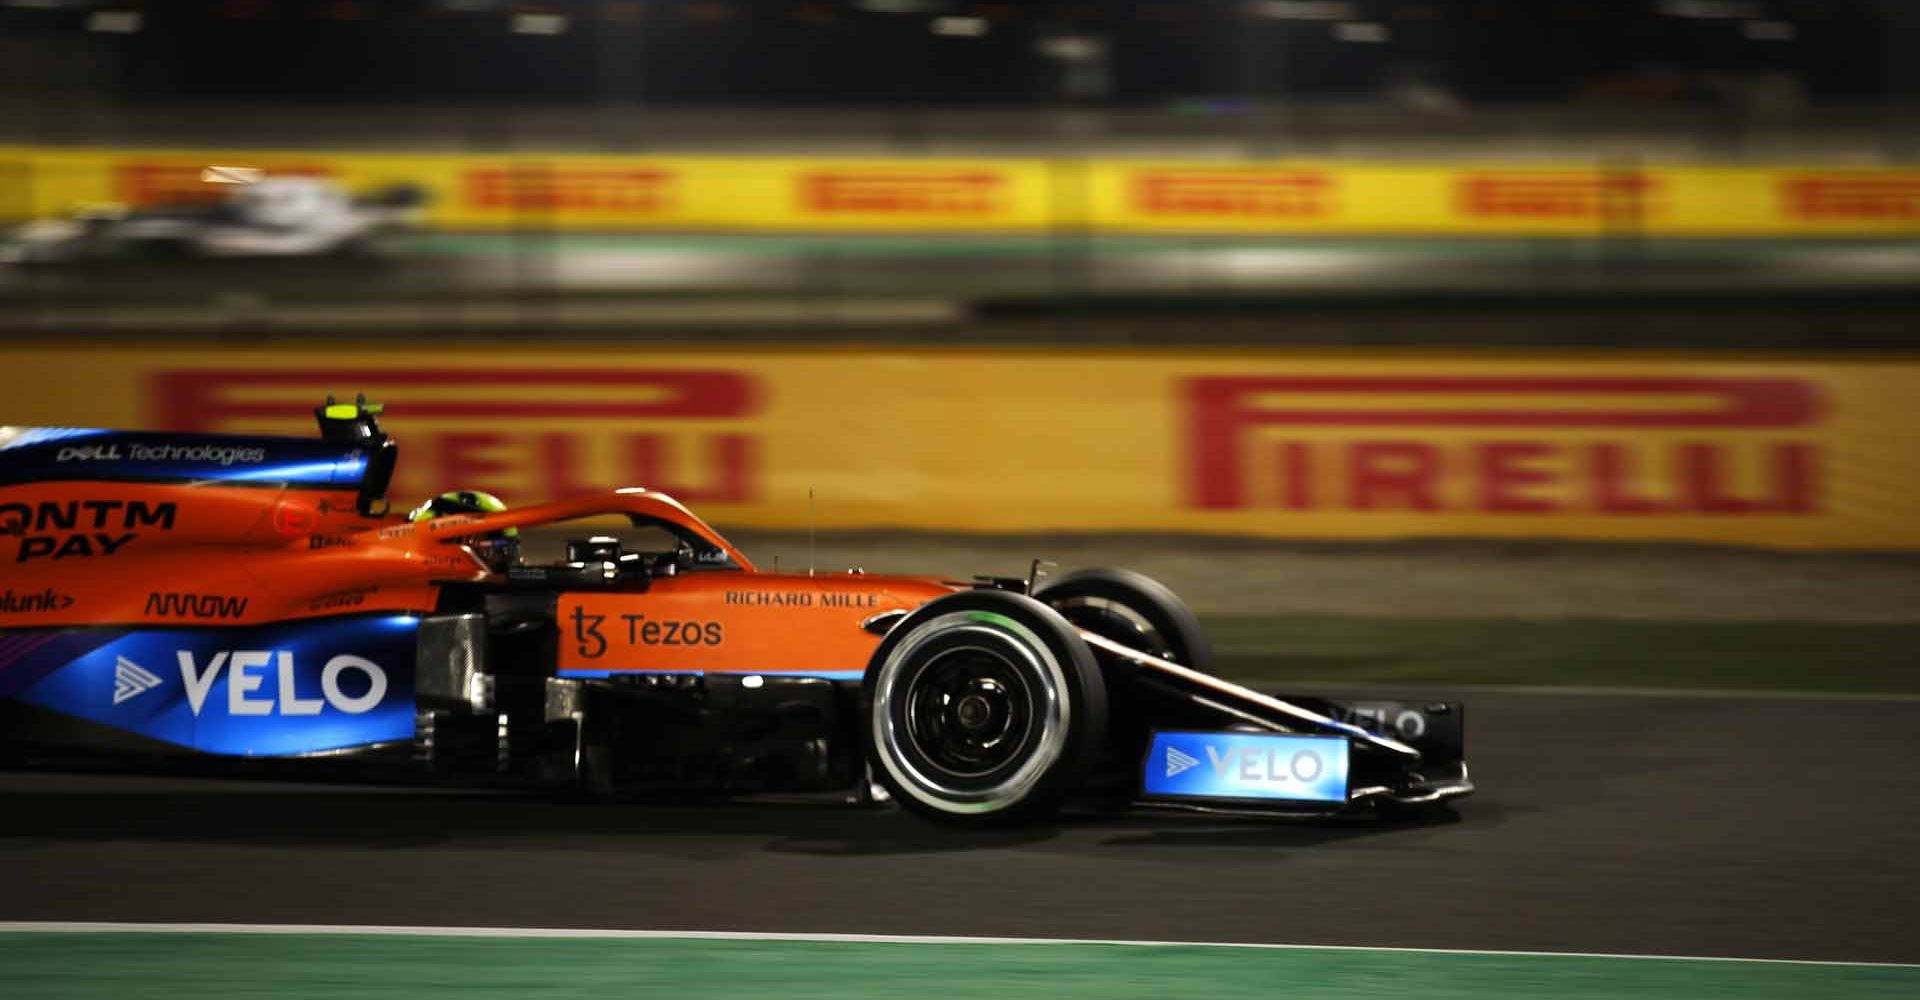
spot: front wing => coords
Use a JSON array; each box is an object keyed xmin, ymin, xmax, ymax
[{"xmin": 1080, "ymin": 631, "xmax": 1474, "ymax": 815}]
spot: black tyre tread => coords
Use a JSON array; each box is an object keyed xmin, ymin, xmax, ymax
[{"xmin": 1036, "ymin": 567, "xmax": 1213, "ymax": 672}]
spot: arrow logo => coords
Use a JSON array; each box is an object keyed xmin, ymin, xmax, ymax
[
  {"xmin": 1165, "ymin": 744, "xmax": 1199, "ymax": 778},
  {"xmin": 112, "ymin": 656, "xmax": 162, "ymax": 705}
]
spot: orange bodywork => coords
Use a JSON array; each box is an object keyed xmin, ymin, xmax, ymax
[
  {"xmin": 1, "ymin": 480, "xmax": 452, "ymax": 627},
  {"xmin": 557, "ymin": 572, "xmax": 955, "ymax": 679},
  {"xmin": 2, "ymin": 484, "xmax": 957, "ymax": 679}
]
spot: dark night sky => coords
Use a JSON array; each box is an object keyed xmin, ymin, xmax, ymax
[{"xmin": 1, "ymin": 1, "xmax": 1905, "ymax": 106}]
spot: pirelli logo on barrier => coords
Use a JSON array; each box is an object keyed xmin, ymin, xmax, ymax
[
  {"xmin": 799, "ymin": 170, "xmax": 1005, "ymax": 216},
  {"xmin": 4, "ymin": 148, "xmax": 1916, "ymax": 237},
  {"xmin": 1456, "ymin": 172, "xmax": 1661, "ymax": 222},
  {"xmin": 1132, "ymin": 170, "xmax": 1337, "ymax": 218},
  {"xmin": 1185, "ymin": 376, "xmax": 1824, "ymax": 516},
  {"xmin": 462, "ymin": 166, "xmax": 676, "ymax": 214},
  {"xmin": 115, "ymin": 162, "xmax": 333, "ymax": 206},
  {"xmin": 1781, "ymin": 175, "xmax": 1920, "ymax": 221},
  {"xmin": 151, "ymin": 369, "xmax": 762, "ymax": 506},
  {"xmin": 0, "ymin": 347, "xmax": 1906, "ymax": 547}
]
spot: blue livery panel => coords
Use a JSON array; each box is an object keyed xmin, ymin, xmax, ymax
[
  {"xmin": 1142, "ymin": 730, "xmax": 1350, "ymax": 804},
  {"xmin": 0, "ymin": 428, "xmax": 369, "ymax": 488},
  {"xmin": 8, "ymin": 615, "xmax": 419, "ymax": 756}
]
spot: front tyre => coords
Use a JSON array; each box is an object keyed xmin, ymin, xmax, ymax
[
  {"xmin": 862, "ymin": 590, "xmax": 1107, "ymax": 826},
  {"xmin": 1035, "ymin": 567, "xmax": 1212, "ymax": 809},
  {"xmin": 1036, "ymin": 567, "xmax": 1212, "ymax": 672}
]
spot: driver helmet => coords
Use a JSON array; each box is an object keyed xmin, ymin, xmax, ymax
[{"xmin": 408, "ymin": 490, "xmax": 519, "ymax": 568}]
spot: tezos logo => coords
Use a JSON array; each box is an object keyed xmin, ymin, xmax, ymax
[
  {"xmin": 569, "ymin": 605, "xmax": 724, "ymax": 659},
  {"xmin": 175, "ymin": 650, "xmax": 388, "ymax": 716}
]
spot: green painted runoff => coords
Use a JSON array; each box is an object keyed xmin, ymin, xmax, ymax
[{"xmin": 3, "ymin": 933, "xmax": 1915, "ymax": 1000}]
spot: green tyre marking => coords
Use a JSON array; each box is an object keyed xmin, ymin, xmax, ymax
[{"xmin": 965, "ymin": 610, "xmax": 1026, "ymax": 632}]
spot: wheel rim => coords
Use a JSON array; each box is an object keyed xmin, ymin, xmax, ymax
[
  {"xmin": 871, "ymin": 611, "xmax": 1070, "ymax": 815},
  {"xmin": 903, "ymin": 646, "xmax": 1034, "ymax": 778}
]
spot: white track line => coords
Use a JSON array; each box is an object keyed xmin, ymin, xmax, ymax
[{"xmin": 0, "ymin": 922, "xmax": 1914, "ymax": 970}]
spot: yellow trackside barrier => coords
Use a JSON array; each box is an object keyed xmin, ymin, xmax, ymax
[
  {"xmin": 5, "ymin": 145, "xmax": 1919, "ymax": 236},
  {"xmin": 4, "ymin": 344, "xmax": 1920, "ymax": 550}
]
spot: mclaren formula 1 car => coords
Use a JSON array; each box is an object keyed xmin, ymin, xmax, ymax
[{"xmin": 0, "ymin": 401, "xmax": 1471, "ymax": 824}]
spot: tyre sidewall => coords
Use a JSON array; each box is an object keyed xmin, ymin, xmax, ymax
[{"xmin": 862, "ymin": 590, "xmax": 1106, "ymax": 825}]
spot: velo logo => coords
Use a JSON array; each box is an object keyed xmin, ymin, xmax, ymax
[
  {"xmin": 112, "ymin": 656, "xmax": 163, "ymax": 705},
  {"xmin": 1164, "ymin": 745, "xmax": 1200, "ymax": 778},
  {"xmin": 176, "ymin": 651, "xmax": 389, "ymax": 717},
  {"xmin": 1145, "ymin": 732, "xmax": 1349, "ymax": 803}
]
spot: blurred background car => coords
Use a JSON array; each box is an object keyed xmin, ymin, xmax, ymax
[
  {"xmin": 1, "ymin": 175, "xmax": 426, "ymax": 263},
  {"xmin": 0, "ymin": 0, "xmax": 1914, "ymax": 313}
]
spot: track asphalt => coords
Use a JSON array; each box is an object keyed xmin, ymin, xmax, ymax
[{"xmin": 1, "ymin": 689, "xmax": 1916, "ymax": 965}]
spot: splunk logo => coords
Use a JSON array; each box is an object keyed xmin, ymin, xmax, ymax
[
  {"xmin": 1144, "ymin": 732, "xmax": 1349, "ymax": 804},
  {"xmin": 175, "ymin": 650, "xmax": 388, "ymax": 717},
  {"xmin": 0, "ymin": 587, "xmax": 75, "ymax": 613},
  {"xmin": 1184, "ymin": 376, "xmax": 1825, "ymax": 515}
]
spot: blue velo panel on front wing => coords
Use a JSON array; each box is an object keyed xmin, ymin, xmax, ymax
[
  {"xmin": 1143, "ymin": 730, "xmax": 1350, "ymax": 803},
  {"xmin": 14, "ymin": 615, "xmax": 420, "ymax": 756}
]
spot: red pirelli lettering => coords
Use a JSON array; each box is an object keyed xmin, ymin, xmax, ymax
[
  {"xmin": 150, "ymin": 368, "xmax": 763, "ymax": 504},
  {"xmin": 1185, "ymin": 375, "xmax": 1824, "ymax": 515},
  {"xmin": 463, "ymin": 167, "xmax": 674, "ymax": 213},
  {"xmin": 1457, "ymin": 172, "xmax": 1658, "ymax": 221},
  {"xmin": 115, "ymin": 162, "xmax": 333, "ymax": 206},
  {"xmin": 1782, "ymin": 176, "xmax": 1920, "ymax": 221},
  {"xmin": 1134, "ymin": 171, "xmax": 1335, "ymax": 218},
  {"xmin": 800, "ymin": 171, "xmax": 1003, "ymax": 215},
  {"xmin": 154, "ymin": 368, "xmax": 757, "ymax": 430}
]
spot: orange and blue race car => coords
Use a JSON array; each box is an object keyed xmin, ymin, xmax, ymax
[{"xmin": 0, "ymin": 399, "xmax": 1471, "ymax": 824}]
